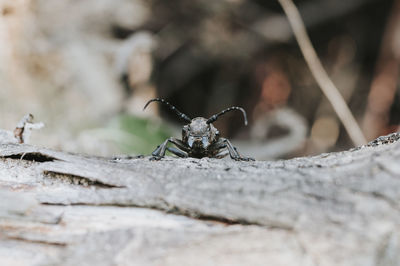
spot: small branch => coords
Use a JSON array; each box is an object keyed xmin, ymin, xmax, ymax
[
  {"xmin": 13, "ymin": 113, "xmax": 44, "ymax": 144},
  {"xmin": 362, "ymin": 0, "xmax": 400, "ymax": 140},
  {"xmin": 277, "ymin": 0, "xmax": 367, "ymax": 146}
]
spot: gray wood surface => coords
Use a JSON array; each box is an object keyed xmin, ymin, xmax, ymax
[{"xmin": 1, "ymin": 130, "xmax": 400, "ymax": 266}]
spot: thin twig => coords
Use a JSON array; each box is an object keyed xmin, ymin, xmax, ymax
[
  {"xmin": 277, "ymin": 0, "xmax": 367, "ymax": 146},
  {"xmin": 362, "ymin": 0, "xmax": 400, "ymax": 140}
]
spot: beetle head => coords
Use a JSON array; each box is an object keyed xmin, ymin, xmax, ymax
[{"xmin": 182, "ymin": 117, "xmax": 219, "ymax": 149}]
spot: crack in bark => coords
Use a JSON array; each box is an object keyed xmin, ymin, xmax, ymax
[
  {"xmin": 43, "ymin": 171, "xmax": 125, "ymax": 188},
  {"xmin": 40, "ymin": 201, "xmax": 264, "ymax": 227},
  {"xmin": 4, "ymin": 235, "xmax": 68, "ymax": 247},
  {"xmin": 3, "ymin": 152, "xmax": 57, "ymax": 162}
]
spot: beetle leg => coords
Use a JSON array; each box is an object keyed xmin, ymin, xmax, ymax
[
  {"xmin": 170, "ymin": 138, "xmax": 191, "ymax": 152},
  {"xmin": 214, "ymin": 150, "xmax": 229, "ymax": 159},
  {"xmin": 218, "ymin": 138, "xmax": 255, "ymax": 161},
  {"xmin": 167, "ymin": 147, "xmax": 188, "ymax": 158},
  {"xmin": 151, "ymin": 137, "xmax": 189, "ymax": 160}
]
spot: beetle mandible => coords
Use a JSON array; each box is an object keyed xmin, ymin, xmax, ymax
[{"xmin": 143, "ymin": 98, "xmax": 254, "ymax": 161}]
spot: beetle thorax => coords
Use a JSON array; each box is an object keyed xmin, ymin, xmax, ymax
[{"xmin": 189, "ymin": 117, "xmax": 209, "ymax": 136}]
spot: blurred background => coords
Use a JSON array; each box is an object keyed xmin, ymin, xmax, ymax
[{"xmin": 0, "ymin": 0, "xmax": 399, "ymax": 160}]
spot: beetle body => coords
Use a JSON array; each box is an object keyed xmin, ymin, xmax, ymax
[
  {"xmin": 182, "ymin": 117, "xmax": 220, "ymax": 158},
  {"xmin": 144, "ymin": 98, "xmax": 254, "ymax": 161}
]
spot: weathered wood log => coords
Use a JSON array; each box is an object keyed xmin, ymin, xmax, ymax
[{"xmin": 0, "ymin": 130, "xmax": 400, "ymax": 266}]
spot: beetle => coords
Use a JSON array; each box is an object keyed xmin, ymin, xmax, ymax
[{"xmin": 143, "ymin": 98, "xmax": 254, "ymax": 161}]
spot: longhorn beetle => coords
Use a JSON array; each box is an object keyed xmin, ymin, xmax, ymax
[{"xmin": 143, "ymin": 98, "xmax": 254, "ymax": 161}]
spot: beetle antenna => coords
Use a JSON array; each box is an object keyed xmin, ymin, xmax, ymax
[
  {"xmin": 143, "ymin": 98, "xmax": 192, "ymax": 123},
  {"xmin": 207, "ymin": 106, "xmax": 248, "ymax": 126}
]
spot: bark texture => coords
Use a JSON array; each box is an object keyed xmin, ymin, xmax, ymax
[{"xmin": 1, "ymin": 130, "xmax": 400, "ymax": 266}]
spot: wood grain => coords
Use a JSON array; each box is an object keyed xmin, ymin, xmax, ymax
[{"xmin": 1, "ymin": 130, "xmax": 399, "ymax": 266}]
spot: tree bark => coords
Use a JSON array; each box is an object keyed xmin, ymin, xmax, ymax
[{"xmin": 0, "ymin": 130, "xmax": 400, "ymax": 266}]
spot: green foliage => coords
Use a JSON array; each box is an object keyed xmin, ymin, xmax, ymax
[{"xmin": 109, "ymin": 115, "xmax": 173, "ymax": 155}]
